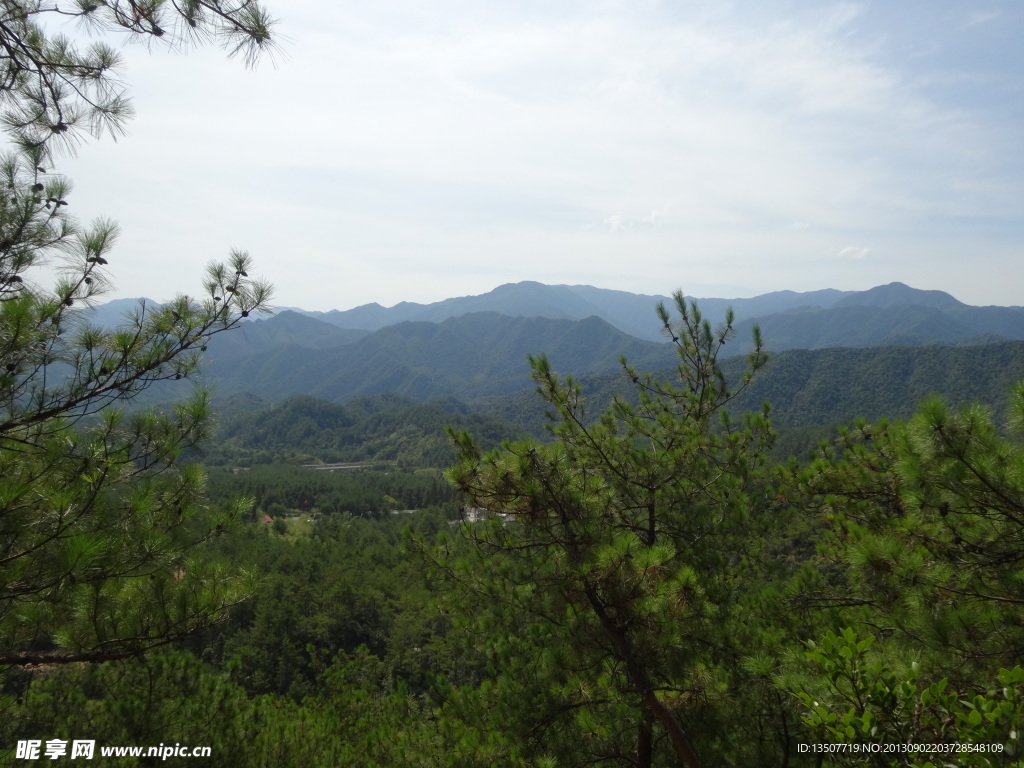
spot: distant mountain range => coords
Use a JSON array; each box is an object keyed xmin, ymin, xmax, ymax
[
  {"xmin": 728, "ymin": 282, "xmax": 1024, "ymax": 353},
  {"xmin": 84, "ymin": 281, "xmax": 1024, "ymax": 414},
  {"xmin": 272, "ymin": 281, "xmax": 1024, "ymax": 347},
  {"xmin": 277, "ymin": 281, "xmax": 860, "ymax": 342},
  {"xmin": 92, "ymin": 281, "xmax": 1024, "ymax": 351}
]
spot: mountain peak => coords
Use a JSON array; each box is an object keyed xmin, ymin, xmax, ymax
[
  {"xmin": 836, "ymin": 282, "xmax": 964, "ymax": 311},
  {"xmin": 492, "ymin": 280, "xmax": 551, "ymax": 293}
]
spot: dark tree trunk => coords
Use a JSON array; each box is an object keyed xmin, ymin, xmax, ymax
[{"xmin": 637, "ymin": 709, "xmax": 653, "ymax": 768}]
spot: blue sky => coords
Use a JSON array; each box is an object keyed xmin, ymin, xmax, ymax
[{"xmin": 56, "ymin": 1, "xmax": 1024, "ymax": 310}]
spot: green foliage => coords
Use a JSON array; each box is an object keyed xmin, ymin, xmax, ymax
[
  {"xmin": 205, "ymin": 464, "xmax": 456, "ymax": 519},
  {"xmin": 440, "ymin": 293, "xmax": 784, "ymax": 767},
  {"xmin": 1, "ymin": 495, "xmax": 462, "ymax": 765},
  {"xmin": 1, "ymin": 648, "xmax": 442, "ymax": 767},
  {"xmin": 479, "ymin": 342, "xmax": 1024, "ymax": 453},
  {"xmin": 0, "ymin": 159, "xmax": 272, "ymax": 667},
  {"xmin": 8, "ymin": 256, "xmax": 1024, "ymax": 766},
  {"xmin": 0, "ymin": 219, "xmax": 272, "ymax": 666},
  {"xmin": 0, "ymin": 392, "xmax": 262, "ymax": 666},
  {"xmin": 176, "ymin": 508, "xmax": 457, "ymax": 701},
  {"xmin": 0, "ymin": 0, "xmax": 276, "ymax": 668},
  {"xmin": 790, "ymin": 390, "xmax": 1024, "ymax": 673},
  {"xmin": 737, "ymin": 342, "xmax": 1024, "ymax": 430},
  {"xmin": 202, "ymin": 392, "xmax": 524, "ymax": 468},
  {"xmin": 778, "ymin": 382, "xmax": 1024, "ymax": 764},
  {"xmin": 793, "ymin": 628, "xmax": 1024, "ymax": 767}
]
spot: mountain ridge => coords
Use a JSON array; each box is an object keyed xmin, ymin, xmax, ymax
[
  {"xmin": 290, "ymin": 281, "xmax": 863, "ymax": 341},
  {"xmin": 276, "ymin": 280, "xmax": 1023, "ymax": 347},
  {"xmin": 86, "ymin": 282, "xmax": 1024, "ymax": 408},
  {"xmin": 198, "ymin": 311, "xmax": 678, "ymax": 403}
]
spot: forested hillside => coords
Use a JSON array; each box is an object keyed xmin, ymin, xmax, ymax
[
  {"xmin": 201, "ymin": 393, "xmax": 524, "ymax": 467},
  {"xmin": 9, "ymin": 295, "xmax": 1024, "ymax": 766},
  {"xmin": 472, "ymin": 340, "xmax": 1024, "ymax": 442},
  {"xmin": 5, "ymin": 0, "xmax": 1022, "ymax": 764},
  {"xmin": 198, "ymin": 312, "xmax": 678, "ymax": 402}
]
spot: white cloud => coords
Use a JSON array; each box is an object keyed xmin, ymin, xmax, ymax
[
  {"xmin": 964, "ymin": 11, "xmax": 1000, "ymax": 29},
  {"xmin": 45, "ymin": 0, "xmax": 1024, "ymax": 309},
  {"xmin": 583, "ymin": 203, "xmax": 672, "ymax": 234},
  {"xmin": 834, "ymin": 245, "xmax": 872, "ymax": 260}
]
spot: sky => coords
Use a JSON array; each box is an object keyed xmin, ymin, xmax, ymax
[{"xmin": 51, "ymin": 0, "xmax": 1024, "ymax": 310}]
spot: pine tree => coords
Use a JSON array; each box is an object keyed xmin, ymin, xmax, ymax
[
  {"xmin": 442, "ymin": 294, "xmax": 781, "ymax": 767},
  {"xmin": 0, "ymin": 0, "xmax": 276, "ymax": 666},
  {"xmin": 783, "ymin": 386, "xmax": 1024, "ymax": 760},
  {"xmin": 0, "ymin": 1, "xmax": 276, "ymax": 161}
]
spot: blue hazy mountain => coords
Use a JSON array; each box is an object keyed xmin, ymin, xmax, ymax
[
  {"xmin": 88, "ymin": 281, "xmax": 1024, "ymax": 408},
  {"xmin": 284, "ymin": 281, "xmax": 1023, "ymax": 349},
  {"xmin": 298, "ymin": 281, "xmax": 858, "ymax": 341}
]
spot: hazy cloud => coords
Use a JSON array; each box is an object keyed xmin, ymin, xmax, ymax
[
  {"xmin": 834, "ymin": 246, "xmax": 872, "ymax": 260},
  {"xmin": 50, "ymin": 0, "xmax": 1024, "ymax": 309},
  {"xmin": 964, "ymin": 11, "xmax": 1000, "ymax": 28}
]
